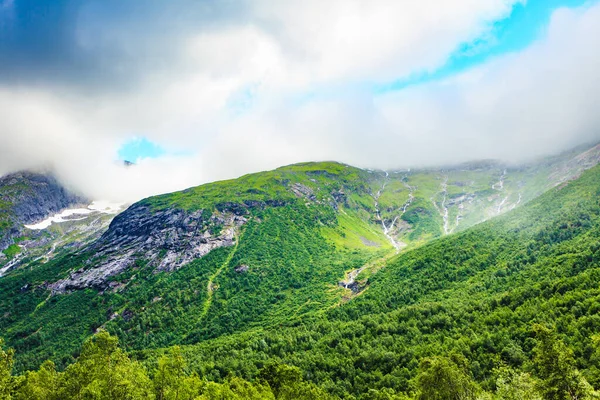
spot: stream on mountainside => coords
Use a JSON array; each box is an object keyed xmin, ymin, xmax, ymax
[
  {"xmin": 340, "ymin": 266, "xmax": 366, "ymax": 291},
  {"xmin": 375, "ymin": 171, "xmax": 415, "ymax": 250},
  {"xmin": 492, "ymin": 169, "xmax": 511, "ymax": 215},
  {"xmin": 492, "ymin": 169, "xmax": 507, "ymax": 191},
  {"xmin": 0, "ymin": 246, "xmax": 25, "ymax": 277},
  {"xmin": 432, "ymin": 175, "xmax": 450, "ymax": 235},
  {"xmin": 511, "ymin": 192, "xmax": 522, "ymax": 210},
  {"xmin": 373, "ymin": 171, "xmax": 413, "ymax": 252},
  {"xmin": 339, "ymin": 171, "xmax": 415, "ymax": 291},
  {"xmin": 454, "ymin": 201, "xmax": 464, "ymax": 233}
]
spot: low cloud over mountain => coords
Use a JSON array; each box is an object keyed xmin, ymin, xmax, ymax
[{"xmin": 0, "ymin": 0, "xmax": 599, "ymax": 201}]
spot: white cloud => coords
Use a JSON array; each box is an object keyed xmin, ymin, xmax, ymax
[
  {"xmin": 0, "ymin": 0, "xmax": 598, "ymax": 203},
  {"xmin": 250, "ymin": 0, "xmax": 522, "ymax": 83},
  {"xmin": 373, "ymin": 3, "xmax": 600, "ymax": 166}
]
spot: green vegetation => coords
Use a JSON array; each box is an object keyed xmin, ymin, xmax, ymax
[
  {"xmin": 2, "ymin": 244, "xmax": 20, "ymax": 259},
  {"xmin": 321, "ymin": 208, "xmax": 389, "ymax": 250},
  {"xmin": 142, "ymin": 162, "xmax": 374, "ymax": 213},
  {"xmin": 1, "ymin": 324, "xmax": 599, "ymax": 398},
  {"xmin": 122, "ymin": 164, "xmax": 600, "ymax": 398},
  {"xmin": 1, "ymin": 151, "xmax": 600, "ymax": 398},
  {"xmin": 0, "ymin": 164, "xmax": 385, "ymax": 372},
  {"xmin": 0, "ymin": 331, "xmax": 333, "ymax": 399}
]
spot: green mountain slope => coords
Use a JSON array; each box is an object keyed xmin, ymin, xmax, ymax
[
  {"xmin": 0, "ymin": 143, "xmax": 599, "ymax": 388},
  {"xmin": 376, "ymin": 142, "xmax": 600, "ymax": 247},
  {"xmin": 0, "ymin": 162, "xmax": 392, "ymax": 371},
  {"xmin": 2, "ymin": 156, "xmax": 600, "ymax": 399},
  {"xmin": 131, "ymin": 163, "xmax": 600, "ymax": 398}
]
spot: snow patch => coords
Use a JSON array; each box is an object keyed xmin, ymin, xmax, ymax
[{"xmin": 24, "ymin": 201, "xmax": 124, "ymax": 230}]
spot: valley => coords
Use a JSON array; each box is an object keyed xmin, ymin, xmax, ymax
[
  {"xmin": 1, "ymin": 142, "xmax": 600, "ymax": 398},
  {"xmin": 3, "ymin": 0, "xmax": 600, "ymax": 397}
]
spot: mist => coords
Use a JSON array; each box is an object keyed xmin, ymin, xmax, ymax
[{"xmin": 0, "ymin": 0, "xmax": 599, "ymax": 202}]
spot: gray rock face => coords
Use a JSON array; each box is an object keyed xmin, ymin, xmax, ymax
[
  {"xmin": 49, "ymin": 203, "xmax": 247, "ymax": 293},
  {"xmin": 0, "ymin": 171, "xmax": 86, "ymax": 251},
  {"xmin": 290, "ymin": 183, "xmax": 316, "ymax": 200},
  {"xmin": 49, "ymin": 254, "xmax": 135, "ymax": 292},
  {"xmin": 235, "ymin": 264, "xmax": 249, "ymax": 273},
  {"xmin": 1, "ymin": 172, "xmax": 85, "ymax": 224}
]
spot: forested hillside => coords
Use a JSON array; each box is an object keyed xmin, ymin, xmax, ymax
[
  {"xmin": 1, "ymin": 164, "xmax": 600, "ymax": 398},
  {"xmin": 1, "ymin": 147, "xmax": 600, "ymax": 398},
  {"xmin": 3, "ymin": 0, "xmax": 600, "ymax": 397},
  {"xmin": 0, "ymin": 162, "xmax": 391, "ymax": 371},
  {"xmin": 129, "ymin": 163, "xmax": 600, "ymax": 398}
]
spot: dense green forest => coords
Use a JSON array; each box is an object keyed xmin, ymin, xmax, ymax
[
  {"xmin": 1, "ymin": 323, "xmax": 599, "ymax": 398},
  {"xmin": 0, "ymin": 330, "xmax": 337, "ymax": 399},
  {"xmin": 1, "ymin": 159, "xmax": 600, "ymax": 398},
  {"xmin": 133, "ymin": 164, "xmax": 600, "ymax": 398},
  {"xmin": 1, "ymin": 155, "xmax": 594, "ymax": 374},
  {"xmin": 0, "ymin": 163, "xmax": 391, "ymax": 371}
]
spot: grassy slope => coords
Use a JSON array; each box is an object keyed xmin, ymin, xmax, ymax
[
  {"xmin": 133, "ymin": 164, "xmax": 600, "ymax": 398},
  {"xmin": 0, "ymin": 152, "xmax": 597, "ymax": 382},
  {"xmin": 0, "ymin": 162, "xmax": 394, "ymax": 372},
  {"xmin": 376, "ymin": 154, "xmax": 582, "ymax": 248}
]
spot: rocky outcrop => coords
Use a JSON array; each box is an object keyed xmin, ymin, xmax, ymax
[
  {"xmin": 0, "ymin": 172, "xmax": 85, "ymax": 225},
  {"xmin": 49, "ymin": 253, "xmax": 135, "ymax": 292},
  {"xmin": 549, "ymin": 143, "xmax": 600, "ymax": 185},
  {"xmin": 235, "ymin": 264, "xmax": 249, "ymax": 273},
  {"xmin": 330, "ymin": 189, "xmax": 347, "ymax": 210},
  {"xmin": 290, "ymin": 183, "xmax": 316, "ymax": 200},
  {"xmin": 49, "ymin": 203, "xmax": 247, "ymax": 293},
  {"xmin": 0, "ymin": 171, "xmax": 86, "ymax": 251}
]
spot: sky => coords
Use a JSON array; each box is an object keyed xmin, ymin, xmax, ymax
[{"xmin": 0, "ymin": 0, "xmax": 599, "ymax": 202}]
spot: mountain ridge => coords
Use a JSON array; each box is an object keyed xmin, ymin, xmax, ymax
[
  {"xmin": 2, "ymin": 152, "xmax": 597, "ymax": 398},
  {"xmin": 134, "ymin": 161, "xmax": 600, "ymax": 398},
  {"xmin": 0, "ymin": 171, "xmax": 86, "ymax": 251},
  {"xmin": 1, "ymin": 142, "xmax": 600, "ymax": 381}
]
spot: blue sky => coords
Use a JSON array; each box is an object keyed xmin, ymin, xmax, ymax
[
  {"xmin": 117, "ymin": 138, "xmax": 166, "ymax": 163},
  {"xmin": 378, "ymin": 0, "xmax": 592, "ymax": 92}
]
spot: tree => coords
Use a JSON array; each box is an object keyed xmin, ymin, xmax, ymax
[
  {"xmin": 197, "ymin": 377, "xmax": 275, "ymax": 400},
  {"xmin": 154, "ymin": 346, "xmax": 203, "ymax": 400},
  {"xmin": 259, "ymin": 363, "xmax": 303, "ymax": 399},
  {"xmin": 415, "ymin": 355, "xmax": 480, "ymax": 400},
  {"xmin": 59, "ymin": 330, "xmax": 155, "ymax": 399},
  {"xmin": 494, "ymin": 366, "xmax": 541, "ymax": 400},
  {"xmin": 258, "ymin": 362, "xmax": 336, "ymax": 399},
  {"xmin": 360, "ymin": 388, "xmax": 411, "ymax": 400},
  {"xmin": 0, "ymin": 338, "xmax": 17, "ymax": 399},
  {"xmin": 532, "ymin": 324, "xmax": 598, "ymax": 400},
  {"xmin": 15, "ymin": 360, "xmax": 60, "ymax": 400}
]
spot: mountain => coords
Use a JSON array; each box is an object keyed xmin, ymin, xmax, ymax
[
  {"xmin": 0, "ymin": 171, "xmax": 90, "ymax": 275},
  {"xmin": 153, "ymin": 160, "xmax": 600, "ymax": 398},
  {"xmin": 376, "ymin": 142, "xmax": 600, "ymax": 246},
  {"xmin": 25, "ymin": 143, "xmax": 600, "ymax": 293},
  {"xmin": 0, "ymin": 172, "xmax": 123, "ymax": 279},
  {"xmin": 0, "ymin": 171, "xmax": 85, "ymax": 252},
  {"xmin": 1, "ymin": 143, "xmax": 600, "ymax": 398}
]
